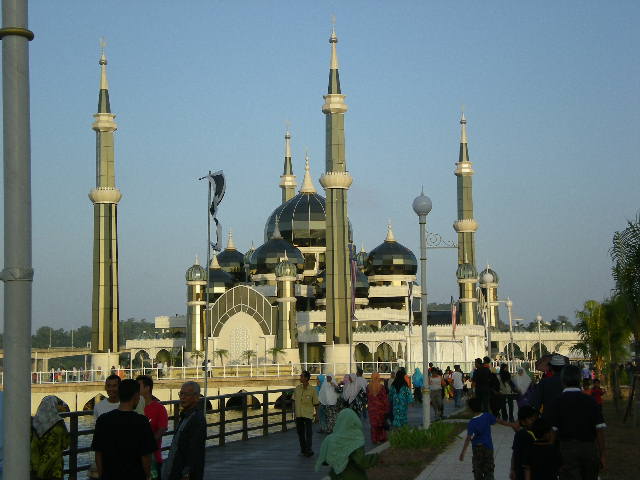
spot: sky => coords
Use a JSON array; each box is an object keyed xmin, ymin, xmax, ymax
[{"xmin": 0, "ymin": 1, "xmax": 638, "ymax": 332}]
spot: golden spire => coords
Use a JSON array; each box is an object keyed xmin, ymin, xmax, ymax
[
  {"xmin": 299, "ymin": 150, "xmax": 317, "ymax": 194},
  {"xmin": 385, "ymin": 221, "xmax": 396, "ymax": 242}
]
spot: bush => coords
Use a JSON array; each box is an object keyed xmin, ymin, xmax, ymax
[{"xmin": 389, "ymin": 423, "xmax": 456, "ymax": 450}]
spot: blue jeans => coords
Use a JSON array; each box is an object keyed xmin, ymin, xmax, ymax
[{"xmin": 454, "ymin": 388, "xmax": 463, "ymax": 408}]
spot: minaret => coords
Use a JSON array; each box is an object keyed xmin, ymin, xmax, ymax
[
  {"xmin": 319, "ymin": 23, "xmax": 353, "ymax": 356},
  {"xmin": 453, "ymin": 113, "xmax": 479, "ymax": 325},
  {"xmin": 89, "ymin": 43, "xmax": 122, "ymax": 353},
  {"xmin": 279, "ymin": 128, "xmax": 296, "ymax": 203}
]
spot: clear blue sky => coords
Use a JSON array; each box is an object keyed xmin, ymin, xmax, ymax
[{"xmin": 1, "ymin": 1, "xmax": 638, "ymax": 332}]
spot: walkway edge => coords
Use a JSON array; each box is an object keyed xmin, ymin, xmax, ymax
[{"xmin": 320, "ymin": 441, "xmax": 391, "ymax": 480}]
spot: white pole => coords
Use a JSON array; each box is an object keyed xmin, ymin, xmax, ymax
[{"xmin": 506, "ymin": 299, "xmax": 514, "ymax": 372}]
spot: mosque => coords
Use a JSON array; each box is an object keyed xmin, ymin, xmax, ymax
[
  {"xmin": 90, "ymin": 26, "xmax": 579, "ymax": 375},
  {"xmin": 177, "ymin": 26, "xmax": 495, "ymax": 370}
]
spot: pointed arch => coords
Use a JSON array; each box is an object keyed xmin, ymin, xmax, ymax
[{"xmin": 210, "ymin": 285, "xmax": 277, "ymax": 337}]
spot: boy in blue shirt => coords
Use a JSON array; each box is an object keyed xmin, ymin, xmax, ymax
[{"xmin": 459, "ymin": 397, "xmax": 513, "ymax": 479}]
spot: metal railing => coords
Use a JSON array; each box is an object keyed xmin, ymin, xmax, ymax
[
  {"xmin": 22, "ymin": 361, "xmax": 492, "ymax": 385},
  {"xmin": 60, "ymin": 387, "xmax": 295, "ymax": 480}
]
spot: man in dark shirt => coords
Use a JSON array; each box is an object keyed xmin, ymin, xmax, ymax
[
  {"xmin": 92, "ymin": 379, "xmax": 157, "ymax": 480},
  {"xmin": 162, "ymin": 381, "xmax": 207, "ymax": 480},
  {"xmin": 531, "ymin": 354, "xmax": 566, "ymax": 420},
  {"xmin": 472, "ymin": 357, "xmax": 492, "ymax": 412},
  {"xmin": 549, "ymin": 364, "xmax": 606, "ymax": 480}
]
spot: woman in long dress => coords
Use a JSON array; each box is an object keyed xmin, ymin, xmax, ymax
[
  {"xmin": 411, "ymin": 368, "xmax": 424, "ymax": 403},
  {"xmin": 320, "ymin": 374, "xmax": 340, "ymax": 433},
  {"xmin": 367, "ymin": 372, "xmax": 389, "ymax": 443},
  {"xmin": 388, "ymin": 367, "xmax": 413, "ymax": 427}
]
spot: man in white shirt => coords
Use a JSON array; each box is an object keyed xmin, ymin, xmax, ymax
[{"xmin": 452, "ymin": 365, "xmax": 464, "ymax": 408}]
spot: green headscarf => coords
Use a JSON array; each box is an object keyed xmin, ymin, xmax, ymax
[{"xmin": 315, "ymin": 408, "xmax": 364, "ymax": 474}]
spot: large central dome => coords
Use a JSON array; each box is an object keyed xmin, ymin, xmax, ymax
[{"xmin": 264, "ymin": 192, "xmax": 327, "ymax": 247}]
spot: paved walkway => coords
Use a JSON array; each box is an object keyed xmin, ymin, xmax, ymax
[
  {"xmin": 417, "ymin": 422, "xmax": 514, "ymax": 480},
  {"xmin": 203, "ymin": 399, "xmax": 460, "ymax": 479}
]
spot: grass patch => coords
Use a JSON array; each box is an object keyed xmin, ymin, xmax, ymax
[
  {"xmin": 368, "ymin": 422, "xmax": 466, "ymax": 480},
  {"xmin": 600, "ymin": 394, "xmax": 640, "ymax": 479},
  {"xmin": 389, "ymin": 422, "xmax": 458, "ymax": 449}
]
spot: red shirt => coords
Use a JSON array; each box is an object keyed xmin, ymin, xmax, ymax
[
  {"xmin": 144, "ymin": 400, "xmax": 169, "ymax": 463},
  {"xmin": 590, "ymin": 387, "xmax": 604, "ymax": 405}
]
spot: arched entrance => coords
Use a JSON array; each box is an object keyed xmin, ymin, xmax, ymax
[
  {"xmin": 155, "ymin": 349, "xmax": 171, "ymax": 365},
  {"xmin": 375, "ymin": 342, "xmax": 396, "ymax": 363},
  {"xmin": 134, "ymin": 350, "xmax": 151, "ymax": 369},
  {"xmin": 503, "ymin": 343, "xmax": 525, "ymax": 360},
  {"xmin": 528, "ymin": 343, "xmax": 549, "ymax": 361}
]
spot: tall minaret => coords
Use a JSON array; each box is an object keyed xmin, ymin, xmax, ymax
[
  {"xmin": 319, "ymin": 23, "xmax": 353, "ymax": 356},
  {"xmin": 453, "ymin": 113, "xmax": 479, "ymax": 325},
  {"xmin": 279, "ymin": 128, "xmax": 296, "ymax": 203},
  {"xmin": 89, "ymin": 43, "xmax": 122, "ymax": 353}
]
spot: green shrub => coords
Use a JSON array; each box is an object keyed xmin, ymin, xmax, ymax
[{"xmin": 389, "ymin": 422, "xmax": 455, "ymax": 449}]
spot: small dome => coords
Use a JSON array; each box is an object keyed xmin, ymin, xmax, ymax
[
  {"xmin": 217, "ymin": 233, "xmax": 245, "ymax": 281},
  {"xmin": 365, "ymin": 225, "xmax": 417, "ymax": 276},
  {"xmin": 185, "ymin": 259, "xmax": 206, "ymax": 282},
  {"xmin": 251, "ymin": 226, "xmax": 305, "ymax": 275},
  {"xmin": 275, "ymin": 254, "xmax": 297, "ymax": 278},
  {"xmin": 456, "ymin": 262, "xmax": 478, "ymax": 280},
  {"xmin": 479, "ymin": 267, "xmax": 499, "ymax": 285},
  {"xmin": 208, "ymin": 255, "xmax": 235, "ymax": 290}
]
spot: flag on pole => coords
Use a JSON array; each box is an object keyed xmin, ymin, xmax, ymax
[
  {"xmin": 451, "ymin": 296, "xmax": 457, "ymax": 338},
  {"xmin": 207, "ymin": 170, "xmax": 225, "ymax": 252}
]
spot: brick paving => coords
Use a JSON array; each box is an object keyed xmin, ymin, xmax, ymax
[{"xmin": 203, "ymin": 399, "xmax": 460, "ymax": 479}]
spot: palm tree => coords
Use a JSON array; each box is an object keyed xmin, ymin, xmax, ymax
[
  {"xmin": 242, "ymin": 349, "xmax": 257, "ymax": 365},
  {"xmin": 572, "ymin": 300, "xmax": 607, "ymax": 374},
  {"xmin": 268, "ymin": 347, "xmax": 285, "ymax": 364},
  {"xmin": 191, "ymin": 349, "xmax": 205, "ymax": 367},
  {"xmin": 214, "ymin": 349, "xmax": 229, "ymax": 366},
  {"xmin": 572, "ymin": 298, "xmax": 632, "ymax": 377},
  {"xmin": 611, "ymin": 214, "xmax": 640, "ymax": 365}
]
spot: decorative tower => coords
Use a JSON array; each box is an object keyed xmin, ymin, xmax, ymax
[
  {"xmin": 275, "ymin": 253, "xmax": 299, "ymax": 353},
  {"xmin": 319, "ymin": 24, "xmax": 353, "ymax": 364},
  {"xmin": 453, "ymin": 113, "xmax": 479, "ymax": 325},
  {"xmin": 279, "ymin": 128, "xmax": 296, "ymax": 203},
  {"xmin": 89, "ymin": 44, "xmax": 122, "ymax": 355},
  {"xmin": 479, "ymin": 266, "xmax": 500, "ymax": 328},
  {"xmin": 185, "ymin": 257, "xmax": 207, "ymax": 352}
]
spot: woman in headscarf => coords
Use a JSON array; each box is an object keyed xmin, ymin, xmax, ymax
[
  {"xmin": 320, "ymin": 374, "xmax": 340, "ymax": 433},
  {"xmin": 388, "ymin": 367, "xmax": 413, "ymax": 427},
  {"xmin": 342, "ymin": 374, "xmax": 366, "ymax": 415},
  {"xmin": 513, "ymin": 367, "xmax": 532, "ymax": 407},
  {"xmin": 411, "ymin": 368, "xmax": 424, "ymax": 404},
  {"xmin": 366, "ymin": 372, "xmax": 389, "ymax": 444},
  {"xmin": 31, "ymin": 395, "xmax": 70, "ymax": 480},
  {"xmin": 315, "ymin": 408, "xmax": 379, "ymax": 479},
  {"xmin": 316, "ymin": 374, "xmax": 327, "ymax": 432}
]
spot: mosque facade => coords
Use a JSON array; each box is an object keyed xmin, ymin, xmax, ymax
[{"xmin": 177, "ymin": 27, "xmax": 493, "ymax": 370}]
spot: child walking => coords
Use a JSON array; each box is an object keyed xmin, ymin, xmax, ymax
[
  {"xmin": 510, "ymin": 405, "xmax": 538, "ymax": 480},
  {"xmin": 459, "ymin": 397, "xmax": 514, "ymax": 479}
]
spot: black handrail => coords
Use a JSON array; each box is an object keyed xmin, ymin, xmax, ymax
[{"xmin": 59, "ymin": 387, "xmax": 294, "ymax": 480}]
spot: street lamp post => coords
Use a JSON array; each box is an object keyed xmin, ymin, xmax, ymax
[
  {"xmin": 413, "ymin": 189, "xmax": 432, "ymax": 430},
  {"xmin": 505, "ymin": 298, "xmax": 514, "ymax": 371},
  {"xmin": 536, "ymin": 313, "xmax": 543, "ymax": 359}
]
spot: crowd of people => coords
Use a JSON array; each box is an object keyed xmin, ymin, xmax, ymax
[
  {"xmin": 459, "ymin": 355, "xmax": 609, "ymax": 480},
  {"xmin": 28, "ymin": 355, "xmax": 619, "ymax": 480}
]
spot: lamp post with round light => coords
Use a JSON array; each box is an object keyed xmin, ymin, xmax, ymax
[{"xmin": 412, "ymin": 189, "xmax": 432, "ymax": 430}]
